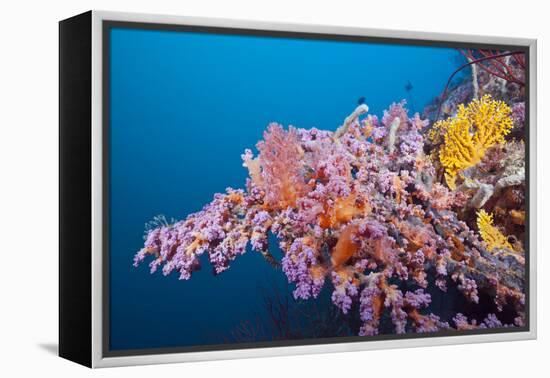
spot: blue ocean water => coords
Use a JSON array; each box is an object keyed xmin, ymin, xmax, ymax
[{"xmin": 109, "ymin": 27, "xmax": 462, "ymax": 351}]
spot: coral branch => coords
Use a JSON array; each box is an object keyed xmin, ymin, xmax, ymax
[
  {"xmin": 334, "ymin": 103, "xmax": 369, "ymax": 139},
  {"xmin": 477, "ymin": 210, "xmax": 513, "ymax": 252},
  {"xmin": 431, "ymin": 95, "xmax": 513, "ymax": 188}
]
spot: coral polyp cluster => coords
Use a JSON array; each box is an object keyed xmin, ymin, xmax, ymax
[
  {"xmin": 134, "ymin": 93, "xmax": 526, "ymax": 336},
  {"xmin": 430, "ymin": 95, "xmax": 513, "ymax": 189},
  {"xmin": 477, "ymin": 209, "xmax": 513, "ymax": 252}
]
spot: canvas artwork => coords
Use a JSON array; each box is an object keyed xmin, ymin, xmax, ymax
[{"xmin": 101, "ymin": 25, "xmax": 529, "ymax": 353}]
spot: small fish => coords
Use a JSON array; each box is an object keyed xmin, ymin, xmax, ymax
[
  {"xmin": 405, "ymin": 81, "xmax": 416, "ymax": 113},
  {"xmin": 357, "ymin": 96, "xmax": 366, "ymax": 105}
]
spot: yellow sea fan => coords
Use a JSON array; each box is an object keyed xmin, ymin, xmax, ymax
[
  {"xmin": 433, "ymin": 95, "xmax": 513, "ymax": 189},
  {"xmin": 476, "ymin": 209, "xmax": 512, "ymax": 251}
]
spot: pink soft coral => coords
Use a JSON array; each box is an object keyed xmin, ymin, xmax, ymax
[{"xmin": 257, "ymin": 123, "xmax": 309, "ymax": 210}]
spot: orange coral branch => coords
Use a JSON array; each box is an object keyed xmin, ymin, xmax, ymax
[{"xmin": 331, "ymin": 224, "xmax": 360, "ymax": 268}]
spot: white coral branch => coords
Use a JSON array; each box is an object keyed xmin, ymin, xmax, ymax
[
  {"xmin": 387, "ymin": 117, "xmax": 401, "ymax": 154},
  {"xmin": 334, "ymin": 103, "xmax": 369, "ymax": 139},
  {"xmin": 470, "ymin": 57, "xmax": 479, "ymax": 100}
]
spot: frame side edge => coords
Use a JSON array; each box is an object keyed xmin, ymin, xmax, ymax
[
  {"xmin": 59, "ymin": 10, "xmax": 93, "ymax": 368},
  {"xmin": 528, "ymin": 39, "xmax": 537, "ymax": 339}
]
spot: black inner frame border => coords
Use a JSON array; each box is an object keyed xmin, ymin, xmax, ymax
[{"xmin": 102, "ymin": 19, "xmax": 531, "ymax": 358}]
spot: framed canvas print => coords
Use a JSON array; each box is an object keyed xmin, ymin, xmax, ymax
[{"xmin": 59, "ymin": 10, "xmax": 537, "ymax": 368}]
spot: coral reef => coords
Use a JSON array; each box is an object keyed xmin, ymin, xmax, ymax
[{"xmin": 134, "ymin": 81, "xmax": 526, "ymax": 336}]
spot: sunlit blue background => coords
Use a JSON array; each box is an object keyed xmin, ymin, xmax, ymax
[{"xmin": 109, "ymin": 26, "xmax": 461, "ymax": 351}]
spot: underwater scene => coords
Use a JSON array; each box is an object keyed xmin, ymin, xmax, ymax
[{"xmin": 109, "ymin": 26, "xmax": 527, "ymax": 351}]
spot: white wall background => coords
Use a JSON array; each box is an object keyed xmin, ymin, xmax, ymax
[{"xmin": 0, "ymin": 0, "xmax": 546, "ymax": 376}]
